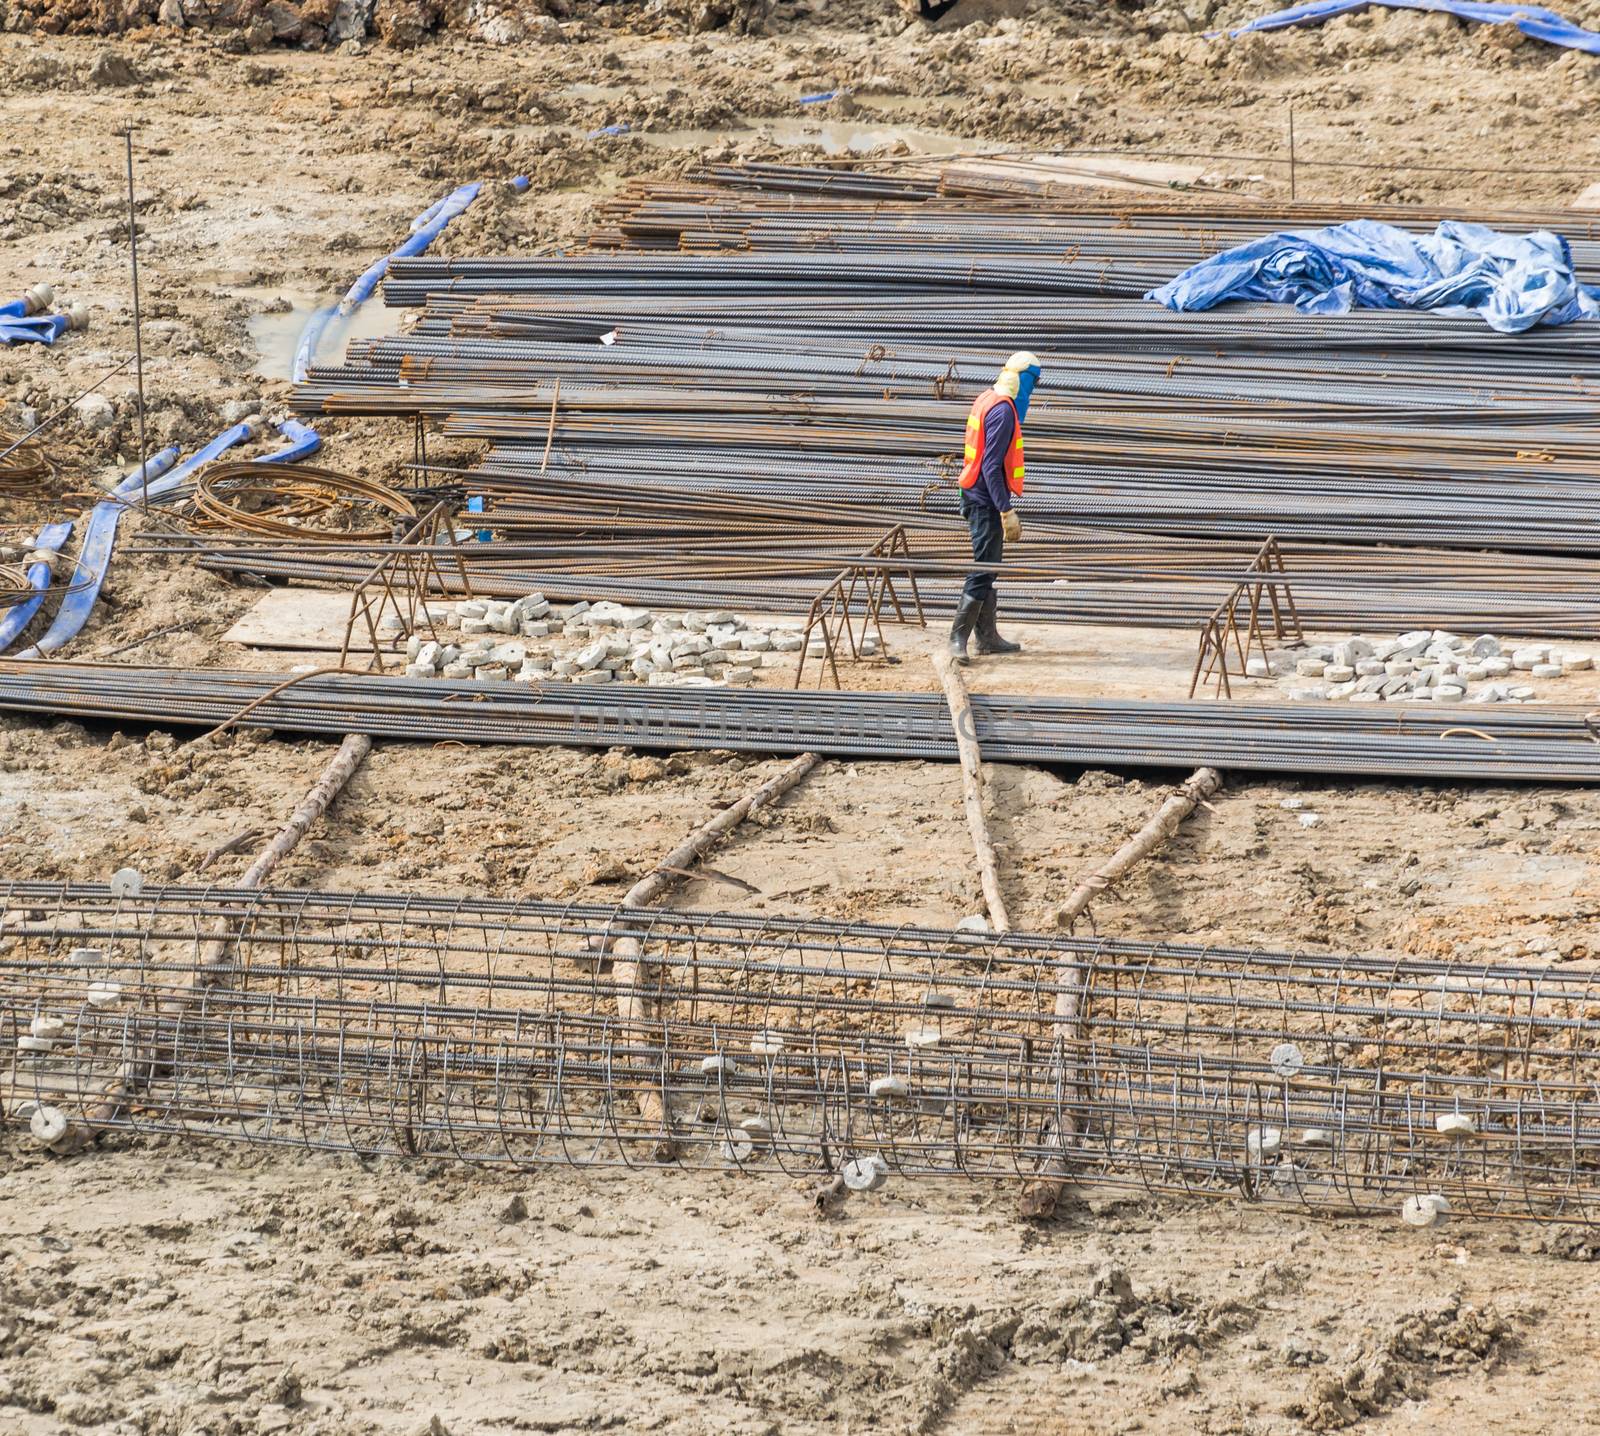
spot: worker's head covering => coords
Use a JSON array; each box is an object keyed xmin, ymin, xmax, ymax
[{"xmin": 996, "ymin": 351, "xmax": 1043, "ymax": 421}]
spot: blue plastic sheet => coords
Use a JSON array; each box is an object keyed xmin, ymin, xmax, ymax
[
  {"xmin": 1145, "ymin": 219, "xmax": 1600, "ymax": 332},
  {"xmin": 1227, "ymin": 1, "xmax": 1600, "ymax": 55}
]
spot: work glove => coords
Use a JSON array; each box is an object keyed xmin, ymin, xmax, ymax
[{"xmin": 1001, "ymin": 508, "xmax": 1021, "ymax": 544}]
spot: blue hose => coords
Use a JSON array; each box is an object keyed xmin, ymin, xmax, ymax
[
  {"xmin": 0, "ymin": 521, "xmax": 75, "ymax": 654},
  {"xmin": 252, "ymin": 417, "xmax": 321, "ymax": 464},
  {"xmin": 336, "ymin": 182, "xmax": 480, "ymax": 317},
  {"xmin": 119, "ymin": 425, "xmax": 252, "ymax": 504},
  {"xmin": 0, "ymin": 314, "xmax": 66, "ymax": 346},
  {"xmin": 292, "ymin": 181, "xmax": 482, "ymax": 383},
  {"xmin": 17, "ymin": 430, "xmax": 247, "ymax": 659}
]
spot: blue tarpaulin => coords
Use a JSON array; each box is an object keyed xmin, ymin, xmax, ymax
[
  {"xmin": 1145, "ymin": 219, "xmax": 1600, "ymax": 331},
  {"xmin": 1226, "ymin": 1, "xmax": 1600, "ymax": 55}
]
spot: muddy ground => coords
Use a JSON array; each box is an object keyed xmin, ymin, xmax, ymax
[{"xmin": 5, "ymin": 5, "xmax": 1600, "ymax": 1433}]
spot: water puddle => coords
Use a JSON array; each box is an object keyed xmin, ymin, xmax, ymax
[
  {"xmin": 238, "ymin": 287, "xmax": 406, "ymax": 381},
  {"xmin": 557, "ymin": 82, "xmax": 633, "ymax": 101}
]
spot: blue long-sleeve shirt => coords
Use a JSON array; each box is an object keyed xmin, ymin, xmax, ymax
[{"xmin": 968, "ymin": 399, "xmax": 1016, "ymax": 514}]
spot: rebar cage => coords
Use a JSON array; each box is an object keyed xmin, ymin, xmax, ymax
[{"xmin": 4, "ymin": 883, "xmax": 1599, "ymax": 1224}]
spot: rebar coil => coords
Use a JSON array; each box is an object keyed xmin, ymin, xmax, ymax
[
  {"xmin": 0, "ymin": 563, "xmax": 34, "ymax": 609},
  {"xmin": 0, "ymin": 429, "xmax": 52, "ymax": 497},
  {"xmin": 187, "ymin": 461, "xmax": 416, "ymax": 542}
]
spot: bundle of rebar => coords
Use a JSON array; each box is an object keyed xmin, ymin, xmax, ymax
[
  {"xmin": 285, "ymin": 186, "xmax": 1600, "ymax": 559},
  {"xmin": 1, "ymin": 662, "xmax": 1597, "ymax": 782},
  {"xmin": 588, "ymin": 170, "xmax": 1600, "ymax": 265},
  {"xmin": 137, "ymin": 505, "xmax": 1600, "ymax": 637},
  {"xmin": 5, "ymin": 882, "xmax": 1600, "ymax": 1225}
]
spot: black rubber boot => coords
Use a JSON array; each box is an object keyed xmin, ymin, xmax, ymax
[
  {"xmin": 974, "ymin": 592, "xmax": 1021, "ymax": 656},
  {"xmin": 948, "ymin": 595, "xmax": 981, "ymax": 666}
]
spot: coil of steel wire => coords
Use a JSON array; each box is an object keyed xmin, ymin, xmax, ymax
[
  {"xmin": 186, "ymin": 461, "xmax": 417, "ymax": 541},
  {"xmin": 0, "ymin": 429, "xmax": 53, "ymax": 497},
  {"xmin": 0, "ymin": 562, "xmax": 35, "ymax": 609}
]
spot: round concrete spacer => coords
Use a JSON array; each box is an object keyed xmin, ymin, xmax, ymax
[
  {"xmin": 748, "ymin": 1031, "xmax": 785, "ymax": 1056},
  {"xmin": 109, "ymin": 868, "xmax": 143, "ymax": 898},
  {"xmin": 922, "ymin": 992, "xmax": 956, "ymax": 1009},
  {"xmin": 738, "ymin": 1116, "xmax": 772, "ymax": 1144},
  {"xmin": 869, "ymin": 1075, "xmax": 909, "ymax": 1101},
  {"xmin": 1270, "ymin": 1160, "xmax": 1308, "ymax": 1192},
  {"xmin": 904, "ymin": 1028, "xmax": 941, "ymax": 1050},
  {"xmin": 1401, "ymin": 1193, "xmax": 1452, "ymax": 1228},
  {"xmin": 1270, "ymin": 1042, "xmax": 1305, "ymax": 1080},
  {"xmin": 86, "ymin": 982, "xmax": 122, "ymax": 1008},
  {"xmin": 30, "ymin": 1016, "xmax": 65, "ymax": 1040},
  {"xmin": 1246, "ymin": 1126, "xmax": 1282, "ymax": 1158},
  {"xmin": 842, "ymin": 1155, "xmax": 889, "ymax": 1193},
  {"xmin": 29, "ymin": 1106, "xmax": 69, "ymax": 1147},
  {"xmin": 1435, "ymin": 1113, "xmax": 1477, "ymax": 1140},
  {"xmin": 699, "ymin": 1054, "xmax": 737, "ymax": 1078},
  {"xmin": 16, "ymin": 1036, "xmax": 54, "ymax": 1055},
  {"xmin": 720, "ymin": 1131, "xmax": 754, "ymax": 1163},
  {"xmin": 1300, "ymin": 1127, "xmax": 1334, "ymax": 1147}
]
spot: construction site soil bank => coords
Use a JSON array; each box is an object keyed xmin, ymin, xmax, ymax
[{"xmin": 5, "ymin": 2, "xmax": 1600, "ymax": 1433}]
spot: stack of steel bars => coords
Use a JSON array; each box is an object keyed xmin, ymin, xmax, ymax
[
  {"xmin": 6, "ymin": 882, "xmax": 1600, "ymax": 1224},
  {"xmin": 135, "ymin": 498, "xmax": 1600, "ymax": 636},
  {"xmin": 286, "ymin": 176, "xmax": 1600, "ymax": 563},
  {"xmin": 587, "ymin": 167, "xmax": 1600, "ymax": 258},
  {"xmin": 2, "ymin": 663, "xmax": 1598, "ymax": 782},
  {"xmin": 277, "ymin": 168, "xmax": 1600, "ymax": 633}
]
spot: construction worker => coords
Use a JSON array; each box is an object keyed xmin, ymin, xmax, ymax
[{"xmin": 949, "ymin": 351, "xmax": 1040, "ymax": 665}]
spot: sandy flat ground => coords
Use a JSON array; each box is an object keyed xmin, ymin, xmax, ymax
[{"xmin": 5, "ymin": 6, "xmax": 1600, "ymax": 1433}]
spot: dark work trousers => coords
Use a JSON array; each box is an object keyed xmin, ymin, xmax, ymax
[{"xmin": 959, "ymin": 491, "xmax": 1004, "ymax": 603}]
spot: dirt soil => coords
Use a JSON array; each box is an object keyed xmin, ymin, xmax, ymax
[{"xmin": 5, "ymin": 6, "xmax": 1600, "ymax": 1434}]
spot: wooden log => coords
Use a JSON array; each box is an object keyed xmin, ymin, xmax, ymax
[
  {"xmin": 608, "ymin": 750, "xmax": 821, "ymax": 1159},
  {"xmin": 1020, "ymin": 766, "xmax": 1222, "ymax": 1219},
  {"xmin": 931, "ymin": 652, "xmax": 1010, "ymax": 934},
  {"xmin": 237, "ymin": 734, "xmax": 372, "ymax": 892},
  {"xmin": 619, "ymin": 750, "xmax": 819, "ymax": 912},
  {"xmin": 198, "ymin": 828, "xmax": 261, "ymax": 872},
  {"xmin": 1054, "ymin": 767, "xmax": 1222, "ymax": 931},
  {"xmin": 45, "ymin": 735, "xmax": 373, "ymax": 1153},
  {"xmin": 192, "ymin": 733, "xmax": 374, "ymax": 991}
]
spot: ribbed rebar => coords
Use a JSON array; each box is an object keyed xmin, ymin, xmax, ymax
[{"xmin": 1, "ymin": 663, "xmax": 1597, "ymax": 782}]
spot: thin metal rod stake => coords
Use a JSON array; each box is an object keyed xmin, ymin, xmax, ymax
[
  {"xmin": 124, "ymin": 130, "xmax": 150, "ymax": 511},
  {"xmin": 1288, "ymin": 107, "xmax": 1297, "ymax": 202}
]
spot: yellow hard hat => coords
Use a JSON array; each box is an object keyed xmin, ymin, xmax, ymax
[{"xmin": 1003, "ymin": 351, "xmax": 1042, "ymax": 373}]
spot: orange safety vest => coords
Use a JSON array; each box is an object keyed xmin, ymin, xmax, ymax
[{"xmin": 958, "ymin": 389, "xmax": 1025, "ymax": 496}]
